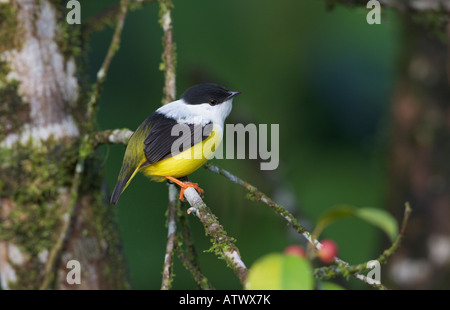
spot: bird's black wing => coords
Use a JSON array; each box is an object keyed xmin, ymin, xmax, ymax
[{"xmin": 143, "ymin": 112, "xmax": 213, "ymax": 164}]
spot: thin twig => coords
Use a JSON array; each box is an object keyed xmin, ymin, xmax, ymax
[
  {"xmin": 159, "ymin": 0, "xmax": 176, "ymax": 104},
  {"xmin": 183, "ymin": 188, "xmax": 249, "ymax": 286},
  {"xmin": 176, "ymin": 197, "xmax": 213, "ymax": 289},
  {"xmin": 91, "ymin": 128, "xmax": 133, "ymax": 148},
  {"xmin": 314, "ymin": 204, "xmax": 412, "ymax": 287},
  {"xmin": 177, "ymin": 204, "xmax": 199, "ymax": 267},
  {"xmin": 40, "ymin": 135, "xmax": 91, "ymax": 290},
  {"xmin": 157, "ymin": 0, "xmax": 179, "ymax": 290},
  {"xmin": 175, "ymin": 236, "xmax": 214, "ymax": 290},
  {"xmin": 93, "ymin": 129, "xmax": 214, "ymax": 288},
  {"xmin": 204, "ymin": 163, "xmax": 309, "ymax": 236},
  {"xmin": 86, "ymin": 0, "xmax": 129, "ymax": 122},
  {"xmin": 161, "ymin": 184, "xmax": 178, "ymax": 290},
  {"xmin": 204, "ymin": 163, "xmax": 388, "ymax": 289},
  {"xmin": 41, "ymin": 2, "xmax": 130, "ymax": 288},
  {"xmin": 83, "ymin": 0, "xmax": 157, "ymax": 40}
]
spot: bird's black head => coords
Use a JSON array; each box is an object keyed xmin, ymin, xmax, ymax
[{"xmin": 181, "ymin": 83, "xmax": 241, "ymax": 106}]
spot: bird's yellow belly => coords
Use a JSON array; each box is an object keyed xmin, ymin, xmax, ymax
[{"xmin": 140, "ymin": 126, "xmax": 222, "ymax": 181}]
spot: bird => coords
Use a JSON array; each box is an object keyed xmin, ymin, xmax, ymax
[{"xmin": 110, "ymin": 83, "xmax": 241, "ymax": 204}]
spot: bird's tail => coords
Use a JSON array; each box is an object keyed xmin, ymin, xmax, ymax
[{"xmin": 110, "ymin": 164, "xmax": 141, "ymax": 205}]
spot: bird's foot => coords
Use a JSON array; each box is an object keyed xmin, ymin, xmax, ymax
[
  {"xmin": 165, "ymin": 176, "xmax": 204, "ymax": 201},
  {"xmin": 178, "ymin": 182, "xmax": 204, "ymax": 201}
]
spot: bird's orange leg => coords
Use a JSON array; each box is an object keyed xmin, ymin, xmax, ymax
[{"xmin": 165, "ymin": 176, "xmax": 204, "ymax": 201}]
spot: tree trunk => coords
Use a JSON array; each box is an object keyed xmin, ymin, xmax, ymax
[
  {"xmin": 0, "ymin": 0, "xmax": 129, "ymax": 289},
  {"xmin": 387, "ymin": 19, "xmax": 450, "ymax": 289}
]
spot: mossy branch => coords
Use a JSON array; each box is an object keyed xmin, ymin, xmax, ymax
[
  {"xmin": 183, "ymin": 187, "xmax": 249, "ymax": 286},
  {"xmin": 40, "ymin": 2, "xmax": 130, "ymax": 288},
  {"xmin": 313, "ymin": 204, "xmax": 412, "ymax": 288},
  {"xmin": 91, "ymin": 128, "xmax": 133, "ymax": 147},
  {"xmin": 175, "ymin": 211, "xmax": 214, "ymax": 290},
  {"xmin": 91, "ymin": 129, "xmax": 241, "ymax": 287},
  {"xmin": 175, "ymin": 237, "xmax": 214, "ymax": 290},
  {"xmin": 204, "ymin": 163, "xmax": 398, "ymax": 289},
  {"xmin": 161, "ymin": 184, "xmax": 178, "ymax": 290},
  {"xmin": 157, "ymin": 0, "xmax": 179, "ymax": 290},
  {"xmin": 158, "ymin": 0, "xmax": 176, "ymax": 104},
  {"xmin": 92, "ymin": 126, "xmax": 406, "ymax": 289},
  {"xmin": 40, "ymin": 134, "xmax": 92, "ymax": 290},
  {"xmin": 82, "ymin": 0, "xmax": 157, "ymax": 40},
  {"xmin": 86, "ymin": 0, "xmax": 129, "ymax": 126},
  {"xmin": 92, "ymin": 0, "xmax": 413, "ymax": 289}
]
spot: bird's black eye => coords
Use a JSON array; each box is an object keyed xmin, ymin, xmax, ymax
[{"xmin": 209, "ymin": 99, "xmax": 217, "ymax": 106}]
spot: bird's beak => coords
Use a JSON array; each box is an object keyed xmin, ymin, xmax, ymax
[{"xmin": 227, "ymin": 91, "xmax": 241, "ymax": 100}]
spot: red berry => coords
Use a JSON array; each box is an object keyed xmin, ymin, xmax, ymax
[
  {"xmin": 318, "ymin": 239, "xmax": 338, "ymax": 264},
  {"xmin": 284, "ymin": 245, "xmax": 306, "ymax": 258}
]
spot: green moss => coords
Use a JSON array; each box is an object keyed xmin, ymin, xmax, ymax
[
  {"xmin": 0, "ymin": 2, "xmax": 22, "ymax": 54},
  {"xmin": 77, "ymin": 156, "xmax": 131, "ymax": 289},
  {"xmin": 0, "ymin": 0, "xmax": 128, "ymax": 290},
  {"xmin": 44, "ymin": 0, "xmax": 83, "ymax": 59},
  {"xmin": 0, "ymin": 137, "xmax": 131, "ymax": 289},
  {"xmin": 0, "ymin": 139, "xmax": 78, "ymax": 254},
  {"xmin": 0, "ymin": 60, "xmax": 30, "ymax": 143},
  {"xmin": 8, "ymin": 262, "xmax": 43, "ymax": 290},
  {"xmin": 58, "ymin": 16, "xmax": 82, "ymax": 59},
  {"xmin": 0, "ymin": 137, "xmax": 79, "ymax": 289}
]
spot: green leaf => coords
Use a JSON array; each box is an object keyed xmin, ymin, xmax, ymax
[
  {"xmin": 355, "ymin": 207, "xmax": 398, "ymax": 242},
  {"xmin": 245, "ymin": 253, "xmax": 313, "ymax": 290},
  {"xmin": 313, "ymin": 205, "xmax": 356, "ymax": 237},
  {"xmin": 315, "ymin": 205, "xmax": 398, "ymax": 242}
]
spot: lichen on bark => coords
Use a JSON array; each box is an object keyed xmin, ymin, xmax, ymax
[
  {"xmin": 0, "ymin": 0, "xmax": 129, "ymax": 290},
  {"xmin": 0, "ymin": 137, "xmax": 77, "ymax": 288},
  {"xmin": 0, "ymin": 2, "xmax": 22, "ymax": 54}
]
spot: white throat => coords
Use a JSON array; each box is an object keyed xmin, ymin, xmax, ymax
[{"xmin": 156, "ymin": 98, "xmax": 233, "ymax": 128}]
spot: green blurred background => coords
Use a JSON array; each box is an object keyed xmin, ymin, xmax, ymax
[{"xmin": 83, "ymin": 0, "xmax": 400, "ymax": 289}]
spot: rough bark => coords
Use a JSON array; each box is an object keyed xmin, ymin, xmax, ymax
[{"xmin": 0, "ymin": 0, "xmax": 129, "ymax": 289}]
